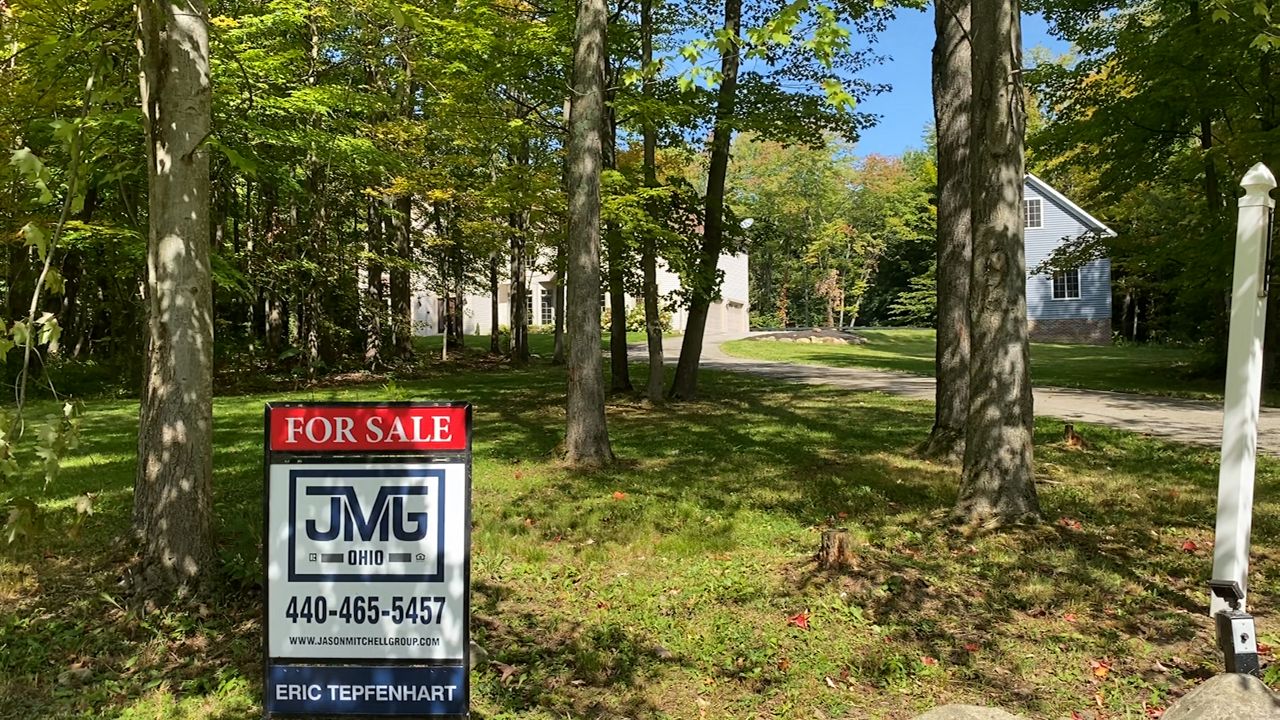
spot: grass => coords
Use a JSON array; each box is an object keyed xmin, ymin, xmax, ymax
[
  {"xmin": 2, "ymin": 350, "xmax": 1277, "ymax": 719},
  {"xmin": 721, "ymin": 328, "xmax": 1227, "ymax": 401}
]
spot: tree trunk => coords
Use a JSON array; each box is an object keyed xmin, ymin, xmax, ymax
[
  {"xmin": 669, "ymin": 0, "xmax": 740, "ymax": 400},
  {"xmin": 553, "ymin": 247, "xmax": 567, "ymax": 365},
  {"xmin": 364, "ymin": 201, "xmax": 385, "ymax": 369},
  {"xmin": 134, "ymin": 0, "xmax": 215, "ymax": 591},
  {"xmin": 490, "ymin": 254, "xmax": 501, "ymax": 353},
  {"xmin": 818, "ymin": 528, "xmax": 856, "ymax": 570},
  {"xmin": 390, "ymin": 195, "xmax": 413, "ymax": 359},
  {"xmin": 641, "ymin": 0, "xmax": 664, "ymax": 404},
  {"xmin": 920, "ymin": 0, "xmax": 972, "ymax": 462},
  {"xmin": 564, "ymin": 0, "xmax": 614, "ymax": 467},
  {"xmin": 510, "ymin": 218, "xmax": 529, "ymax": 363},
  {"xmin": 603, "ymin": 93, "xmax": 632, "ymax": 392},
  {"xmin": 956, "ymin": 0, "xmax": 1039, "ymax": 524}
]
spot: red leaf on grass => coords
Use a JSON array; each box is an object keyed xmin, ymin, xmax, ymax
[
  {"xmin": 1064, "ymin": 613, "xmax": 1078, "ymax": 623},
  {"xmin": 1059, "ymin": 517, "xmax": 1083, "ymax": 531},
  {"xmin": 920, "ymin": 656, "xmax": 938, "ymax": 666},
  {"xmin": 963, "ymin": 642, "xmax": 979, "ymax": 652},
  {"xmin": 787, "ymin": 611, "xmax": 810, "ymax": 629},
  {"xmin": 1259, "ymin": 643, "xmax": 1273, "ymax": 654},
  {"xmin": 612, "ymin": 491, "xmax": 627, "ymax": 500},
  {"xmin": 1181, "ymin": 540, "xmax": 1198, "ymax": 552}
]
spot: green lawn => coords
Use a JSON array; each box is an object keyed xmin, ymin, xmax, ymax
[
  {"xmin": 1, "ymin": 356, "xmax": 1274, "ymax": 718},
  {"xmin": 723, "ymin": 328, "xmax": 1224, "ymax": 400}
]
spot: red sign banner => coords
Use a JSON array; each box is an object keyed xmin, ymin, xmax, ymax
[{"xmin": 268, "ymin": 406, "xmax": 468, "ymax": 452}]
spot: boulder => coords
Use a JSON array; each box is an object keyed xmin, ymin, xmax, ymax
[
  {"xmin": 913, "ymin": 706, "xmax": 1026, "ymax": 720},
  {"xmin": 1162, "ymin": 674, "xmax": 1280, "ymax": 720}
]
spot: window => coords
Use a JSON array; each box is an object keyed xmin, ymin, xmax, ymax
[
  {"xmin": 1024, "ymin": 198, "xmax": 1043, "ymax": 229},
  {"xmin": 541, "ymin": 285, "xmax": 554, "ymax": 325},
  {"xmin": 1052, "ymin": 268, "xmax": 1080, "ymax": 300},
  {"xmin": 525, "ymin": 288, "xmax": 534, "ymax": 321}
]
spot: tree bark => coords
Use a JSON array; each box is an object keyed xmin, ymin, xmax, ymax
[
  {"xmin": 553, "ymin": 247, "xmax": 567, "ymax": 365},
  {"xmin": 364, "ymin": 201, "xmax": 385, "ymax": 369},
  {"xmin": 134, "ymin": 0, "xmax": 215, "ymax": 590},
  {"xmin": 956, "ymin": 0, "xmax": 1039, "ymax": 524},
  {"xmin": 641, "ymin": 0, "xmax": 664, "ymax": 404},
  {"xmin": 603, "ymin": 90, "xmax": 632, "ymax": 392},
  {"xmin": 509, "ymin": 216, "xmax": 530, "ymax": 363},
  {"xmin": 564, "ymin": 0, "xmax": 614, "ymax": 467},
  {"xmin": 390, "ymin": 195, "xmax": 413, "ymax": 359},
  {"xmin": 490, "ymin": 253, "xmax": 501, "ymax": 353},
  {"xmin": 669, "ymin": 0, "xmax": 740, "ymax": 400},
  {"xmin": 921, "ymin": 0, "xmax": 971, "ymax": 462}
]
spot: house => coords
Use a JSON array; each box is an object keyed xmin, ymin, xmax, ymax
[
  {"xmin": 411, "ymin": 252, "xmax": 750, "ymax": 338},
  {"xmin": 1023, "ymin": 173, "xmax": 1115, "ymax": 344}
]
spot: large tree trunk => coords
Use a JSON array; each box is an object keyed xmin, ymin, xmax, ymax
[
  {"xmin": 956, "ymin": 0, "xmax": 1039, "ymax": 524},
  {"xmin": 920, "ymin": 0, "xmax": 971, "ymax": 462},
  {"xmin": 641, "ymin": 0, "xmax": 664, "ymax": 404},
  {"xmin": 603, "ymin": 44, "xmax": 632, "ymax": 393},
  {"xmin": 669, "ymin": 0, "xmax": 740, "ymax": 400},
  {"xmin": 564, "ymin": 0, "xmax": 613, "ymax": 467},
  {"xmin": 390, "ymin": 196, "xmax": 413, "ymax": 359},
  {"xmin": 134, "ymin": 0, "xmax": 215, "ymax": 591}
]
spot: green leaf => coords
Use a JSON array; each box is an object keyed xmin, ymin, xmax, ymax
[
  {"xmin": 21, "ymin": 223, "xmax": 48, "ymax": 261},
  {"xmin": 10, "ymin": 321, "xmax": 30, "ymax": 347}
]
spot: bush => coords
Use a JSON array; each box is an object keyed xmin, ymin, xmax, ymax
[{"xmin": 602, "ymin": 304, "xmax": 673, "ymax": 333}]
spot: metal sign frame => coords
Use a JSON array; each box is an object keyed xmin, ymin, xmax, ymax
[{"xmin": 262, "ymin": 401, "xmax": 472, "ymax": 718}]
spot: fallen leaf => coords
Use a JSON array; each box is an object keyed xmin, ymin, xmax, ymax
[
  {"xmin": 1181, "ymin": 540, "xmax": 1198, "ymax": 552},
  {"xmin": 963, "ymin": 642, "xmax": 979, "ymax": 652},
  {"xmin": 493, "ymin": 662, "xmax": 520, "ymax": 685},
  {"xmin": 1059, "ymin": 517, "xmax": 1083, "ymax": 531},
  {"xmin": 824, "ymin": 676, "xmax": 837, "ymax": 689},
  {"xmin": 788, "ymin": 611, "xmax": 810, "ymax": 630},
  {"xmin": 777, "ymin": 657, "xmax": 791, "ymax": 671},
  {"xmin": 1259, "ymin": 643, "xmax": 1273, "ymax": 654},
  {"xmin": 514, "ymin": 470, "xmax": 524, "ymax": 480},
  {"xmin": 1090, "ymin": 659, "xmax": 1111, "ymax": 679},
  {"xmin": 1064, "ymin": 613, "xmax": 1078, "ymax": 623},
  {"xmin": 612, "ymin": 491, "xmax": 627, "ymax": 500},
  {"xmin": 920, "ymin": 656, "xmax": 938, "ymax": 666},
  {"xmin": 837, "ymin": 511, "xmax": 848, "ymax": 519}
]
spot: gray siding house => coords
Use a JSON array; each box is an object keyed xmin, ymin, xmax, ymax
[{"xmin": 1023, "ymin": 174, "xmax": 1115, "ymax": 344}]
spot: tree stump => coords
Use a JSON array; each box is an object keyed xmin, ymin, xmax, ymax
[{"xmin": 818, "ymin": 528, "xmax": 856, "ymax": 570}]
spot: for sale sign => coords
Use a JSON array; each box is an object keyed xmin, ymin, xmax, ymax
[{"xmin": 263, "ymin": 403, "xmax": 471, "ymax": 718}]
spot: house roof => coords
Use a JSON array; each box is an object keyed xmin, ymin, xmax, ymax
[{"xmin": 1025, "ymin": 173, "xmax": 1117, "ymax": 237}]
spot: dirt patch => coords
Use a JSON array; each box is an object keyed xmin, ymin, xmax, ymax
[{"xmin": 748, "ymin": 328, "xmax": 867, "ymax": 345}]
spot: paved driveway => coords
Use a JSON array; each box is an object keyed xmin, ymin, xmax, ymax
[{"xmin": 642, "ymin": 332, "xmax": 1280, "ymax": 456}]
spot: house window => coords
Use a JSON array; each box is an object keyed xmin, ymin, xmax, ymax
[
  {"xmin": 526, "ymin": 288, "xmax": 534, "ymax": 321},
  {"xmin": 1024, "ymin": 198, "xmax": 1043, "ymax": 229},
  {"xmin": 1052, "ymin": 268, "xmax": 1081, "ymax": 300},
  {"xmin": 540, "ymin": 287, "xmax": 554, "ymax": 325}
]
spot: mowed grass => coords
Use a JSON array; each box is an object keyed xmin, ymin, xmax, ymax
[
  {"xmin": 723, "ymin": 328, "xmax": 1223, "ymax": 400},
  {"xmin": 1, "ymin": 351, "xmax": 1278, "ymax": 719}
]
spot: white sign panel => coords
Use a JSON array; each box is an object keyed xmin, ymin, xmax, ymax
[{"xmin": 266, "ymin": 462, "xmax": 468, "ymax": 661}]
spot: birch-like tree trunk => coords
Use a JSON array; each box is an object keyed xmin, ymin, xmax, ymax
[
  {"xmin": 564, "ymin": 0, "xmax": 613, "ymax": 466},
  {"xmin": 670, "ymin": 0, "xmax": 740, "ymax": 400},
  {"xmin": 957, "ymin": 0, "xmax": 1039, "ymax": 523},
  {"xmin": 390, "ymin": 195, "xmax": 413, "ymax": 358},
  {"xmin": 921, "ymin": 0, "xmax": 971, "ymax": 461},
  {"xmin": 134, "ymin": 0, "xmax": 215, "ymax": 589}
]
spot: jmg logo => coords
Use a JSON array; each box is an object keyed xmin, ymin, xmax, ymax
[{"xmin": 305, "ymin": 485, "xmax": 430, "ymax": 542}]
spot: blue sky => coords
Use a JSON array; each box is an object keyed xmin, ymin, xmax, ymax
[{"xmin": 853, "ymin": 10, "xmax": 1071, "ymax": 157}]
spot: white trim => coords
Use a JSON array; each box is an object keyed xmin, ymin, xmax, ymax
[
  {"xmin": 1025, "ymin": 173, "xmax": 1117, "ymax": 237},
  {"xmin": 1051, "ymin": 268, "xmax": 1082, "ymax": 300},
  {"xmin": 1024, "ymin": 197, "xmax": 1043, "ymax": 229}
]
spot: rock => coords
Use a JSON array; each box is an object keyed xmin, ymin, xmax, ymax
[
  {"xmin": 777, "ymin": 337, "xmax": 794, "ymax": 343},
  {"xmin": 760, "ymin": 336, "xmax": 777, "ymax": 341},
  {"xmin": 797, "ymin": 337, "xmax": 813, "ymax": 343},
  {"xmin": 913, "ymin": 706, "xmax": 1027, "ymax": 720},
  {"xmin": 1162, "ymin": 673, "xmax": 1280, "ymax": 720},
  {"xmin": 468, "ymin": 641, "xmax": 489, "ymax": 669}
]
